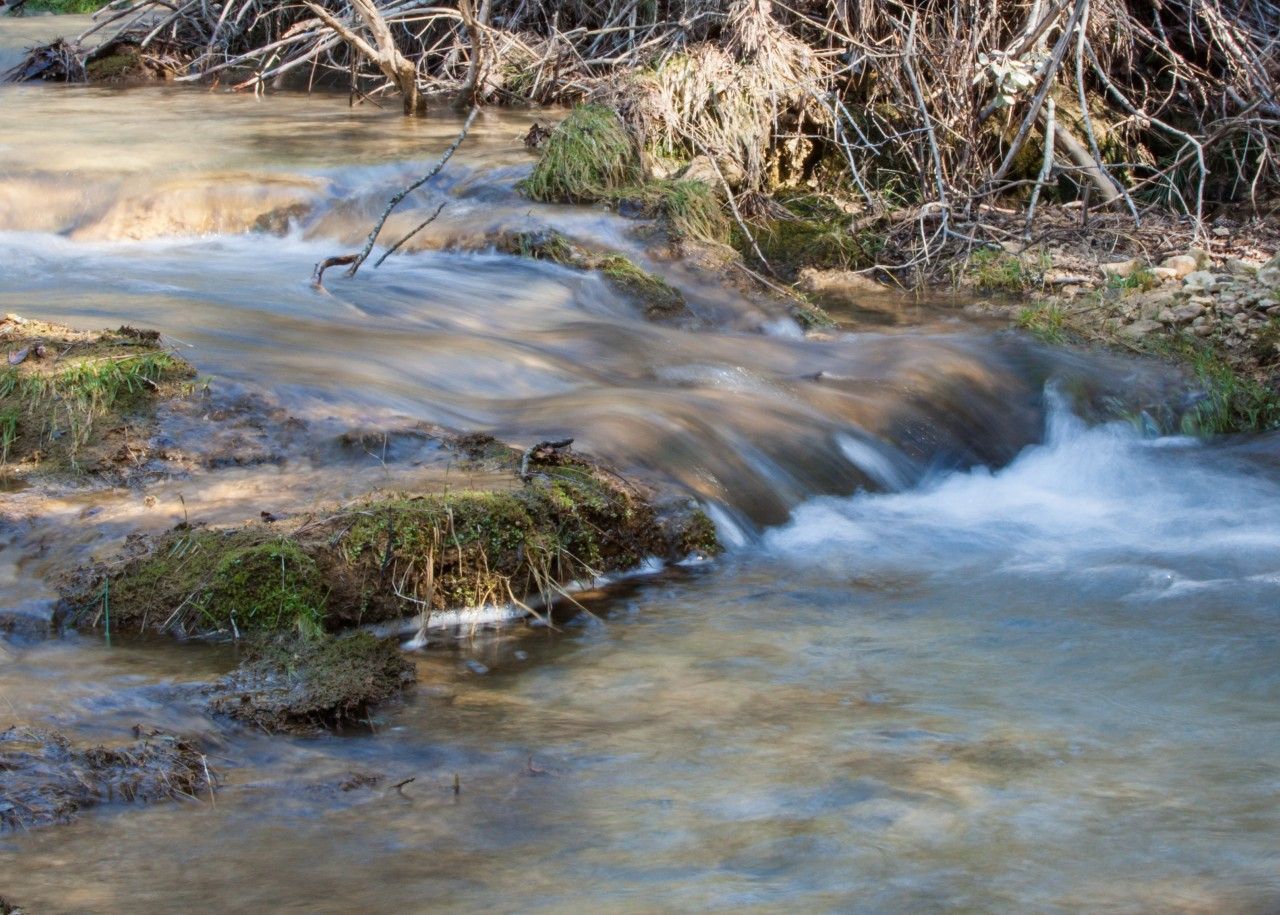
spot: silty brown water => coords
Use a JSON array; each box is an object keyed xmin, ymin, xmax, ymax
[{"xmin": 1, "ymin": 18, "xmax": 1278, "ymax": 913}]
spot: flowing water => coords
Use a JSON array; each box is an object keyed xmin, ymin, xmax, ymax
[{"xmin": 2, "ymin": 18, "xmax": 1279, "ymax": 913}]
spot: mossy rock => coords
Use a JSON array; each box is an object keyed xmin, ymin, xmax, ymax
[
  {"xmin": 206, "ymin": 633, "xmax": 415, "ymax": 734},
  {"xmin": 72, "ymin": 530, "xmax": 328, "ymax": 639},
  {"xmin": 58, "ymin": 449, "xmax": 719, "ymax": 638},
  {"xmin": 518, "ymin": 105, "xmax": 641, "ymax": 204},
  {"xmin": 0, "ymin": 725, "xmax": 210, "ymax": 832},
  {"xmin": 496, "ymin": 230, "xmax": 689, "ymax": 320},
  {"xmin": 598, "ymin": 255, "xmax": 685, "ymax": 318},
  {"xmin": 0, "ymin": 315, "xmax": 194, "ymax": 475}
]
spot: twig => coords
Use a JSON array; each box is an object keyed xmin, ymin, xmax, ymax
[
  {"xmin": 334, "ymin": 106, "xmax": 479, "ymax": 280},
  {"xmin": 373, "ymin": 201, "xmax": 448, "ymax": 267}
]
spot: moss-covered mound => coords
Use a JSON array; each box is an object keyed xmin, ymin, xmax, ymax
[
  {"xmin": 0, "ymin": 725, "xmax": 211, "ymax": 831},
  {"xmin": 497, "ymin": 230, "xmax": 688, "ymax": 320},
  {"xmin": 206, "ymin": 633, "xmax": 415, "ymax": 734},
  {"xmin": 57, "ymin": 448, "xmax": 718, "ymax": 639},
  {"xmin": 519, "ymin": 105, "xmax": 641, "ymax": 204},
  {"xmin": 0, "ymin": 314, "xmax": 194, "ymax": 474}
]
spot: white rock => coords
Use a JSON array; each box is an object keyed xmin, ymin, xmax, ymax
[
  {"xmin": 1102, "ymin": 259, "xmax": 1139, "ymax": 278},
  {"xmin": 1183, "ymin": 270, "xmax": 1216, "ymax": 292},
  {"xmin": 1161, "ymin": 255, "xmax": 1198, "ymax": 278}
]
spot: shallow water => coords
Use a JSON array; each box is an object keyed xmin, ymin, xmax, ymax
[{"xmin": 2, "ymin": 19, "xmax": 1279, "ymax": 913}]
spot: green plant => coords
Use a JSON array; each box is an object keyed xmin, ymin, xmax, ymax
[
  {"xmin": 1108, "ymin": 263, "xmax": 1160, "ymax": 293},
  {"xmin": 518, "ymin": 105, "xmax": 641, "ymax": 203},
  {"xmin": 1016, "ymin": 301, "xmax": 1070, "ymax": 344},
  {"xmin": 609, "ymin": 179, "xmax": 728, "ymax": 243},
  {"xmin": 1169, "ymin": 341, "xmax": 1280, "ymax": 434},
  {"xmin": 965, "ymin": 247, "xmax": 1041, "ymax": 293}
]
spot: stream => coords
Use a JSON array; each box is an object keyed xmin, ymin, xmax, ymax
[{"xmin": 2, "ymin": 18, "xmax": 1279, "ymax": 913}]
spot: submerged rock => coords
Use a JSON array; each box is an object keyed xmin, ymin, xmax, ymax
[
  {"xmin": 0, "ymin": 725, "xmax": 211, "ymax": 832},
  {"xmin": 206, "ymin": 633, "xmax": 415, "ymax": 734}
]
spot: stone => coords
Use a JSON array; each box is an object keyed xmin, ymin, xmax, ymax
[
  {"xmin": 1160, "ymin": 254, "xmax": 1198, "ymax": 279},
  {"xmin": 1258, "ymin": 254, "xmax": 1280, "ymax": 288},
  {"xmin": 1212, "ymin": 226, "xmax": 1231, "ymax": 237},
  {"xmin": 1193, "ymin": 324, "xmax": 1214, "ymax": 337},
  {"xmin": 1225, "ymin": 258, "xmax": 1258, "ymax": 277},
  {"xmin": 1189, "ymin": 248, "xmax": 1212, "ymax": 268},
  {"xmin": 1102, "ymin": 259, "xmax": 1139, "ymax": 278},
  {"xmin": 1169, "ymin": 303, "xmax": 1205, "ymax": 323},
  {"xmin": 1183, "ymin": 270, "xmax": 1216, "ymax": 292},
  {"xmin": 1120, "ymin": 319, "xmax": 1162, "ymax": 339},
  {"xmin": 1149, "ymin": 266, "xmax": 1178, "ymax": 282}
]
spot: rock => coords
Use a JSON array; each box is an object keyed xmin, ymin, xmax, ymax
[
  {"xmin": 1183, "ymin": 270, "xmax": 1216, "ymax": 292},
  {"xmin": 1149, "ymin": 266, "xmax": 1178, "ymax": 282},
  {"xmin": 206, "ymin": 633, "xmax": 415, "ymax": 734},
  {"xmin": 797, "ymin": 267, "xmax": 885, "ymax": 296},
  {"xmin": 1158, "ymin": 302, "xmax": 1204, "ymax": 324},
  {"xmin": 1120, "ymin": 319, "xmax": 1162, "ymax": 339},
  {"xmin": 1193, "ymin": 324, "xmax": 1214, "ymax": 337},
  {"xmin": 1225, "ymin": 258, "xmax": 1258, "ymax": 277},
  {"xmin": 0, "ymin": 726, "xmax": 211, "ymax": 831},
  {"xmin": 1161, "ymin": 254, "xmax": 1198, "ymax": 278},
  {"xmin": 1212, "ymin": 226, "xmax": 1231, "ymax": 237},
  {"xmin": 1189, "ymin": 247, "xmax": 1212, "ymax": 269},
  {"xmin": 1259, "ymin": 254, "xmax": 1280, "ymax": 288},
  {"xmin": 1102, "ymin": 259, "xmax": 1140, "ymax": 278}
]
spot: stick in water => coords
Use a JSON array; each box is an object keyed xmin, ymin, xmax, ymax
[{"xmin": 312, "ymin": 106, "xmax": 479, "ymax": 288}]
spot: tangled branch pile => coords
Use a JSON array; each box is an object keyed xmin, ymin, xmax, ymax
[{"xmin": 9, "ymin": 0, "xmax": 1279, "ymax": 264}]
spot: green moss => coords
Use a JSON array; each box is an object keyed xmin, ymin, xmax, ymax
[
  {"xmin": 609, "ymin": 179, "xmax": 728, "ymax": 243},
  {"xmin": 86, "ymin": 51, "xmax": 140, "ymax": 81},
  {"xmin": 64, "ymin": 454, "xmax": 717, "ymax": 638},
  {"xmin": 519, "ymin": 105, "xmax": 641, "ymax": 203},
  {"xmin": 672, "ymin": 508, "xmax": 721, "ymax": 557},
  {"xmin": 499, "ymin": 229, "xmax": 585, "ymax": 268},
  {"xmin": 732, "ymin": 193, "xmax": 880, "ymax": 279},
  {"xmin": 598, "ymin": 255, "xmax": 685, "ymax": 318},
  {"xmin": 79, "ymin": 530, "xmax": 327, "ymax": 638},
  {"xmin": 496, "ymin": 231, "xmax": 686, "ymax": 319},
  {"xmin": 207, "ymin": 632, "xmax": 414, "ymax": 733}
]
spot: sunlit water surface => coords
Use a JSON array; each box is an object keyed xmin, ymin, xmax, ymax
[{"xmin": 1, "ymin": 18, "xmax": 1278, "ymax": 913}]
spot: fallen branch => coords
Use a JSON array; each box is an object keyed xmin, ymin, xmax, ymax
[
  {"xmin": 314, "ymin": 106, "xmax": 478, "ymax": 284},
  {"xmin": 373, "ymin": 201, "xmax": 448, "ymax": 267}
]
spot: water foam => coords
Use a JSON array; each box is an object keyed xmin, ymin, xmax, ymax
[{"xmin": 766, "ymin": 394, "xmax": 1280, "ymax": 594}]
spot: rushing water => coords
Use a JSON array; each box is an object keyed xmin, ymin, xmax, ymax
[{"xmin": 2, "ymin": 19, "xmax": 1279, "ymax": 913}]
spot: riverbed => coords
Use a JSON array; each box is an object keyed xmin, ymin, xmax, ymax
[{"xmin": 2, "ymin": 18, "xmax": 1279, "ymax": 913}]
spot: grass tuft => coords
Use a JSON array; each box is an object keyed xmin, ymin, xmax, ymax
[{"xmin": 519, "ymin": 105, "xmax": 641, "ymax": 203}]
